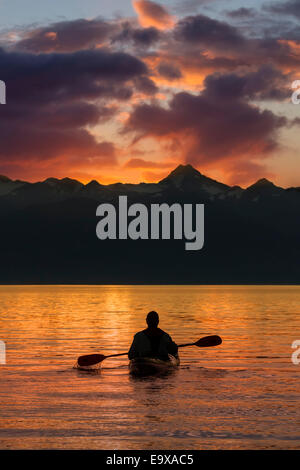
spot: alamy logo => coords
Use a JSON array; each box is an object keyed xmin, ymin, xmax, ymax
[
  {"xmin": 0, "ymin": 80, "xmax": 6, "ymax": 104},
  {"xmin": 96, "ymin": 196, "xmax": 204, "ymax": 251},
  {"xmin": 291, "ymin": 80, "xmax": 300, "ymax": 104},
  {"xmin": 0, "ymin": 340, "xmax": 6, "ymax": 364},
  {"xmin": 291, "ymin": 340, "xmax": 300, "ymax": 365}
]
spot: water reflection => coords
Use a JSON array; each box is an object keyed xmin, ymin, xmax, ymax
[{"xmin": 1, "ymin": 285, "xmax": 300, "ymax": 449}]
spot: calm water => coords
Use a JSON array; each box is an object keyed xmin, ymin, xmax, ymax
[{"xmin": 0, "ymin": 285, "xmax": 300, "ymax": 450}]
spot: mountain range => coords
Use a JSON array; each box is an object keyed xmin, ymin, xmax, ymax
[
  {"xmin": 0, "ymin": 164, "xmax": 299, "ymax": 284},
  {"xmin": 1, "ymin": 164, "xmax": 299, "ymax": 207}
]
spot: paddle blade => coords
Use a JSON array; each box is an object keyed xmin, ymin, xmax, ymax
[
  {"xmin": 195, "ymin": 335, "xmax": 222, "ymax": 347},
  {"xmin": 77, "ymin": 354, "xmax": 106, "ymax": 367}
]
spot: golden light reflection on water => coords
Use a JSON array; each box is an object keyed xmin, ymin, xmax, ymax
[{"xmin": 0, "ymin": 285, "xmax": 300, "ymax": 449}]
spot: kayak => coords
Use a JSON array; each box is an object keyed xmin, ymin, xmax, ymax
[{"xmin": 129, "ymin": 354, "xmax": 180, "ymax": 376}]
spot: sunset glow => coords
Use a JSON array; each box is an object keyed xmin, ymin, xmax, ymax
[{"xmin": 0, "ymin": 0, "xmax": 300, "ymax": 187}]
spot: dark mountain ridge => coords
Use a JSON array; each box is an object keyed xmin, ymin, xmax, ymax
[
  {"xmin": 0, "ymin": 164, "xmax": 296, "ymax": 207},
  {"xmin": 0, "ymin": 164, "xmax": 299, "ymax": 284}
]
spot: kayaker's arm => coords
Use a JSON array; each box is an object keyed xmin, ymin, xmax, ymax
[
  {"xmin": 128, "ymin": 335, "xmax": 139, "ymax": 360},
  {"xmin": 165, "ymin": 334, "xmax": 178, "ymax": 356}
]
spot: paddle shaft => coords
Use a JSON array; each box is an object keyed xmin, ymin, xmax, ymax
[
  {"xmin": 105, "ymin": 352, "xmax": 128, "ymax": 359},
  {"xmin": 106, "ymin": 342, "xmax": 195, "ymax": 358}
]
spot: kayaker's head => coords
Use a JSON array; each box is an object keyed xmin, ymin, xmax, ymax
[{"xmin": 146, "ymin": 311, "xmax": 159, "ymax": 328}]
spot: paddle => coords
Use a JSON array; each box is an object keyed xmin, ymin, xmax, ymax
[{"xmin": 77, "ymin": 335, "xmax": 222, "ymax": 367}]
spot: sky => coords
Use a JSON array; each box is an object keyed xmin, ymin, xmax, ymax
[{"xmin": 0, "ymin": 0, "xmax": 300, "ymax": 187}]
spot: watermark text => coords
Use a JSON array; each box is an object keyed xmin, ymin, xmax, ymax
[
  {"xmin": 0, "ymin": 340, "xmax": 6, "ymax": 364},
  {"xmin": 291, "ymin": 80, "xmax": 300, "ymax": 104},
  {"xmin": 96, "ymin": 196, "xmax": 204, "ymax": 251},
  {"xmin": 0, "ymin": 80, "xmax": 6, "ymax": 104},
  {"xmin": 291, "ymin": 340, "xmax": 300, "ymax": 364}
]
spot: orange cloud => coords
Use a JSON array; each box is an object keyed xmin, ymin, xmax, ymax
[
  {"xmin": 44, "ymin": 32, "xmax": 57, "ymax": 40},
  {"xmin": 142, "ymin": 169, "xmax": 170, "ymax": 182},
  {"xmin": 124, "ymin": 158, "xmax": 175, "ymax": 169},
  {"xmin": 133, "ymin": 0, "xmax": 175, "ymax": 30}
]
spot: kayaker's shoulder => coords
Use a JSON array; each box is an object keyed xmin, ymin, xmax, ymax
[
  {"xmin": 134, "ymin": 330, "xmax": 148, "ymax": 339},
  {"xmin": 134, "ymin": 328, "xmax": 172, "ymax": 339},
  {"xmin": 158, "ymin": 329, "xmax": 172, "ymax": 339}
]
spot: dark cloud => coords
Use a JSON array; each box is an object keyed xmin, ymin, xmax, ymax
[
  {"xmin": 0, "ymin": 120, "xmax": 116, "ymax": 163},
  {"xmin": 131, "ymin": 26, "xmax": 161, "ymax": 45},
  {"xmin": 0, "ymin": 47, "xmax": 149, "ymax": 104},
  {"xmin": 113, "ymin": 22, "xmax": 161, "ymax": 47},
  {"xmin": 125, "ymin": 69, "xmax": 288, "ymax": 176},
  {"xmin": 225, "ymin": 8, "xmax": 256, "ymax": 19},
  {"xmin": 223, "ymin": 5, "xmax": 300, "ymax": 42},
  {"xmin": 281, "ymin": 25, "xmax": 300, "ymax": 40},
  {"xmin": 160, "ymin": 14, "xmax": 300, "ymax": 78},
  {"xmin": 204, "ymin": 65, "xmax": 291, "ymax": 101},
  {"xmin": 134, "ymin": 75, "xmax": 158, "ymax": 95},
  {"xmin": 0, "ymin": 47, "xmax": 149, "ymax": 168},
  {"xmin": 11, "ymin": 13, "xmax": 300, "ymax": 83},
  {"xmin": 157, "ymin": 62, "xmax": 182, "ymax": 80},
  {"xmin": 250, "ymin": 37, "xmax": 300, "ymax": 69},
  {"xmin": 91, "ymin": 142, "xmax": 116, "ymax": 158},
  {"xmin": 264, "ymin": 0, "xmax": 300, "ymax": 19},
  {"xmin": 0, "ymin": 96, "xmax": 117, "ymax": 163},
  {"xmin": 174, "ymin": 14, "xmax": 245, "ymax": 49},
  {"xmin": 16, "ymin": 18, "xmax": 118, "ymax": 53}
]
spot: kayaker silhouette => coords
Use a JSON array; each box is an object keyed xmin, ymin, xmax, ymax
[{"xmin": 128, "ymin": 311, "xmax": 178, "ymax": 361}]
